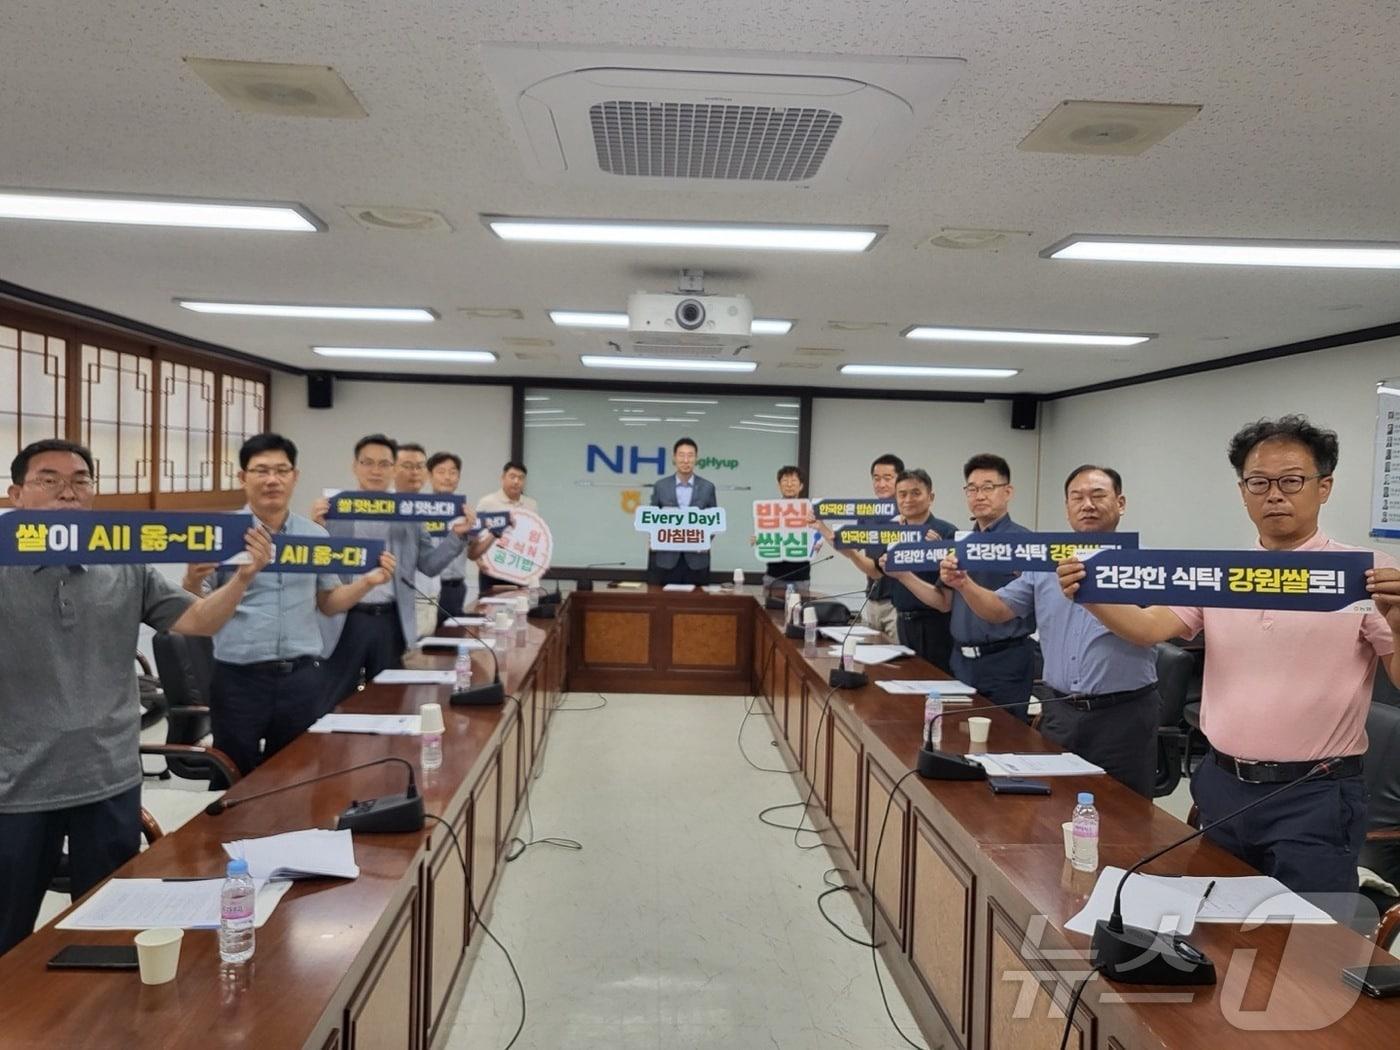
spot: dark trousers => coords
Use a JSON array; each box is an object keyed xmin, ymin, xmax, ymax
[
  {"xmin": 1192, "ymin": 756, "xmax": 1367, "ymax": 907},
  {"xmin": 437, "ymin": 578, "xmax": 467, "ymax": 626},
  {"xmin": 896, "ymin": 611, "xmax": 954, "ymax": 675},
  {"xmin": 0, "ymin": 784, "xmax": 142, "ymax": 957},
  {"xmin": 1039, "ymin": 688, "xmax": 1161, "ymax": 798},
  {"xmin": 321, "ymin": 608, "xmax": 405, "ymax": 714},
  {"xmin": 211, "ymin": 658, "xmax": 326, "ymax": 775},
  {"xmin": 951, "ymin": 642, "xmax": 1034, "ymax": 723},
  {"xmin": 646, "ymin": 554, "xmax": 710, "ymax": 587}
]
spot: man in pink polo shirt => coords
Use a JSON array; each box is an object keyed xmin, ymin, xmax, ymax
[{"xmin": 1058, "ymin": 415, "xmax": 1400, "ymax": 900}]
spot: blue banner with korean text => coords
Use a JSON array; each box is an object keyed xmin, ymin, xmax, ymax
[
  {"xmin": 1074, "ymin": 548, "xmax": 1376, "ymax": 613},
  {"xmin": 956, "ymin": 532, "xmax": 1140, "ymax": 572},
  {"xmin": 269, "ymin": 536, "xmax": 384, "ymax": 574},
  {"xmin": 424, "ymin": 509, "xmax": 511, "ymax": 536},
  {"xmin": 884, "ymin": 541, "xmax": 958, "ymax": 571},
  {"xmin": 324, "ymin": 491, "xmax": 465, "ymax": 521},
  {"xmin": 0, "ymin": 511, "xmax": 250, "ymax": 566},
  {"xmin": 813, "ymin": 498, "xmax": 897, "ymax": 521},
  {"xmin": 833, "ymin": 521, "xmax": 931, "ymax": 551}
]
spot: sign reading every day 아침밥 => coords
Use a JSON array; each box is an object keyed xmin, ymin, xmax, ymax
[{"xmin": 634, "ymin": 506, "xmax": 727, "ymax": 552}]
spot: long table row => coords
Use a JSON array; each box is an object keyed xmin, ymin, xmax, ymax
[
  {"xmin": 749, "ymin": 605, "xmax": 1400, "ymax": 1050},
  {"xmin": 0, "ymin": 599, "xmax": 571, "ymax": 1050}
]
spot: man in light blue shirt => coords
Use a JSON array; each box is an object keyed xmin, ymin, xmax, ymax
[
  {"xmin": 938, "ymin": 465, "xmax": 1159, "ymax": 797},
  {"xmin": 184, "ymin": 433, "xmax": 397, "ymax": 773}
]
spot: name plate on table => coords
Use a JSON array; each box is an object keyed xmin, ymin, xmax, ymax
[
  {"xmin": 324, "ymin": 491, "xmax": 465, "ymax": 521},
  {"xmin": 0, "ymin": 510, "xmax": 250, "ymax": 565},
  {"xmin": 956, "ymin": 531, "xmax": 1139, "ymax": 572},
  {"xmin": 1075, "ymin": 548, "xmax": 1377, "ymax": 612},
  {"xmin": 634, "ymin": 506, "xmax": 726, "ymax": 552},
  {"xmin": 813, "ymin": 497, "xmax": 896, "ymax": 521},
  {"xmin": 269, "ymin": 536, "xmax": 384, "ymax": 574}
]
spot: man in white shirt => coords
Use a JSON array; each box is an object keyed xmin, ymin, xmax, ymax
[{"xmin": 477, "ymin": 460, "xmax": 536, "ymax": 591}]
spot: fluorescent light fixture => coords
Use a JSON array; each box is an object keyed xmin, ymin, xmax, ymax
[
  {"xmin": 1379, "ymin": 385, "xmax": 1400, "ymax": 397},
  {"xmin": 731, "ymin": 425, "xmax": 797, "ymax": 435},
  {"xmin": 551, "ymin": 310, "xmax": 792, "ymax": 334},
  {"xmin": 620, "ymin": 416, "xmax": 662, "ymax": 422},
  {"xmin": 0, "ymin": 189, "xmax": 321, "ymax": 231},
  {"xmin": 313, "ymin": 346, "xmax": 495, "ymax": 363},
  {"xmin": 904, "ymin": 325, "xmax": 1152, "ymax": 347},
  {"xmin": 775, "ymin": 402, "xmax": 799, "ymax": 408},
  {"xmin": 523, "ymin": 395, "xmax": 550, "ymax": 402},
  {"xmin": 608, "ymin": 397, "xmax": 719, "ymax": 405},
  {"xmin": 524, "ymin": 408, "xmax": 565, "ymax": 415},
  {"xmin": 524, "ymin": 421, "xmax": 586, "ymax": 428},
  {"xmin": 753, "ymin": 413, "xmax": 799, "ymax": 421},
  {"xmin": 663, "ymin": 417, "xmax": 696, "ymax": 423},
  {"xmin": 1044, "ymin": 234, "xmax": 1400, "ymax": 269},
  {"xmin": 684, "ymin": 410, "xmax": 706, "ymax": 415},
  {"xmin": 840, "ymin": 364, "xmax": 1019, "ymax": 379},
  {"xmin": 581, "ymin": 355, "xmax": 758, "ymax": 373},
  {"xmin": 740, "ymin": 420, "xmax": 798, "ymax": 430},
  {"xmin": 488, "ymin": 216, "xmax": 882, "ymax": 253},
  {"xmin": 622, "ymin": 421, "xmax": 648, "ymax": 425},
  {"xmin": 184, "ymin": 301, "xmax": 435, "ymax": 322}
]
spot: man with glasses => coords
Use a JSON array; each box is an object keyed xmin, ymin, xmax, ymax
[
  {"xmin": 394, "ymin": 442, "xmax": 442, "ymax": 638},
  {"xmin": 1058, "ymin": 416, "xmax": 1400, "ymax": 897},
  {"xmin": 884, "ymin": 454, "xmax": 1037, "ymax": 718},
  {"xmin": 810, "ymin": 453, "xmax": 904, "ymax": 637},
  {"xmin": 312, "ymin": 434, "xmax": 476, "ymax": 708},
  {"xmin": 0, "ymin": 438, "xmax": 272, "ymax": 957},
  {"xmin": 183, "ymin": 433, "xmax": 398, "ymax": 774}
]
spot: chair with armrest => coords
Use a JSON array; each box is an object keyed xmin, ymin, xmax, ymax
[
  {"xmin": 48, "ymin": 808, "xmax": 165, "ymax": 897},
  {"xmin": 1152, "ymin": 642, "xmax": 1194, "ymax": 798},
  {"xmin": 147, "ymin": 632, "xmax": 236, "ymax": 790},
  {"xmin": 136, "ymin": 652, "xmax": 166, "ymax": 730}
]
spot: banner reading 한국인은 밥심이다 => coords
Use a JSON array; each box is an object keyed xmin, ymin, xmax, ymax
[
  {"xmin": 812, "ymin": 497, "xmax": 896, "ymax": 521},
  {"xmin": 1073, "ymin": 547, "xmax": 1376, "ymax": 612}
]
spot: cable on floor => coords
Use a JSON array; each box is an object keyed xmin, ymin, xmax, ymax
[
  {"xmin": 1058, "ymin": 967, "xmax": 1102, "ymax": 1050},
  {"xmin": 737, "ymin": 639, "xmax": 799, "ymax": 773},
  {"xmin": 502, "ymin": 695, "xmax": 583, "ymax": 862},
  {"xmin": 868, "ymin": 768, "xmax": 929, "ymax": 1050},
  {"xmin": 816, "ymin": 866, "xmax": 882, "ymax": 948}
]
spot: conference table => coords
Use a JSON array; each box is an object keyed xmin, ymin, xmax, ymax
[{"xmin": 1, "ymin": 585, "xmax": 1396, "ymax": 1049}]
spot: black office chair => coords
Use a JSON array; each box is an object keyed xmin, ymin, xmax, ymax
[
  {"xmin": 806, "ymin": 600, "xmax": 852, "ymax": 625},
  {"xmin": 1152, "ymin": 642, "xmax": 1195, "ymax": 798},
  {"xmin": 48, "ymin": 809, "xmax": 164, "ymax": 897},
  {"xmin": 1360, "ymin": 701, "xmax": 1400, "ymax": 950},
  {"xmin": 136, "ymin": 652, "xmax": 167, "ymax": 730},
  {"xmin": 1373, "ymin": 669, "xmax": 1400, "ymax": 708},
  {"xmin": 146, "ymin": 632, "xmax": 238, "ymax": 790}
]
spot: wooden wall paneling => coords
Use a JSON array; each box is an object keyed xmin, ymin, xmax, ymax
[
  {"xmin": 828, "ymin": 714, "xmax": 862, "ymax": 865},
  {"xmin": 802, "ymin": 683, "xmax": 829, "ymax": 809},
  {"xmin": 470, "ymin": 757, "xmax": 501, "ymax": 924},
  {"xmin": 862, "ymin": 759, "xmax": 909, "ymax": 949},
  {"xmin": 530, "ymin": 673, "xmax": 545, "ymax": 761},
  {"xmin": 344, "ymin": 886, "xmax": 419, "ymax": 1050},
  {"xmin": 520, "ymin": 681, "xmax": 536, "ymax": 782},
  {"xmin": 671, "ymin": 611, "xmax": 741, "ymax": 668},
  {"xmin": 783, "ymin": 661, "xmax": 801, "ymax": 745},
  {"xmin": 319, "ymin": 1029, "xmax": 342, "ymax": 1050},
  {"xmin": 581, "ymin": 608, "xmax": 652, "ymax": 666},
  {"xmin": 499, "ymin": 711, "xmax": 521, "ymax": 838},
  {"xmin": 908, "ymin": 813, "xmax": 975, "ymax": 1049},
  {"xmin": 423, "ymin": 809, "xmax": 469, "ymax": 1046},
  {"xmin": 765, "ymin": 643, "xmax": 786, "ymax": 726},
  {"xmin": 985, "ymin": 902, "xmax": 1093, "ymax": 1050}
]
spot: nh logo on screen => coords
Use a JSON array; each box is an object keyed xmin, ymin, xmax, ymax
[{"xmin": 586, "ymin": 445, "xmax": 666, "ymax": 475}]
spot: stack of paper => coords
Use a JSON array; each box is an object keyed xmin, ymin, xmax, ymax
[
  {"xmin": 417, "ymin": 636, "xmax": 494, "ymax": 650},
  {"xmin": 1066, "ymin": 868, "xmax": 1206, "ymax": 935},
  {"xmin": 372, "ymin": 668, "xmax": 456, "ymax": 685},
  {"xmin": 968, "ymin": 753, "xmax": 1106, "ymax": 777},
  {"xmin": 477, "ymin": 595, "xmax": 520, "ymax": 605},
  {"xmin": 1173, "ymin": 875, "xmax": 1334, "ymax": 924},
  {"xmin": 663, "ymin": 583, "xmax": 696, "ymax": 592},
  {"xmin": 57, "ymin": 878, "xmax": 293, "ymax": 930},
  {"xmin": 821, "ymin": 644, "xmax": 914, "ymax": 665},
  {"xmin": 224, "ymin": 828, "xmax": 359, "ymax": 880},
  {"xmin": 875, "ymin": 679, "xmax": 977, "ymax": 699},
  {"xmin": 817, "ymin": 625, "xmax": 880, "ymax": 643},
  {"xmin": 442, "ymin": 616, "xmax": 487, "ymax": 627},
  {"xmin": 308, "ymin": 713, "xmax": 421, "ymax": 736}
]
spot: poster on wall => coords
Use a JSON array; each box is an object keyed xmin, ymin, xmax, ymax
[{"xmin": 1373, "ymin": 378, "xmax": 1400, "ymax": 541}]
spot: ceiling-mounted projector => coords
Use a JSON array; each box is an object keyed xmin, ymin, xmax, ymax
[{"xmin": 627, "ymin": 291, "xmax": 753, "ymax": 337}]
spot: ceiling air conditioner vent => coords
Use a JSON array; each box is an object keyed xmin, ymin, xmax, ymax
[
  {"xmin": 481, "ymin": 44, "xmax": 964, "ymax": 191},
  {"xmin": 589, "ymin": 101, "xmax": 842, "ymax": 182}
]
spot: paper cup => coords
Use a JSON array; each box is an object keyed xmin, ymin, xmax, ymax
[
  {"xmin": 1061, "ymin": 822, "xmax": 1075, "ymax": 861},
  {"xmin": 419, "ymin": 702, "xmax": 445, "ymax": 735},
  {"xmin": 135, "ymin": 927, "xmax": 183, "ymax": 985},
  {"xmin": 493, "ymin": 609, "xmax": 512, "ymax": 632},
  {"xmin": 967, "ymin": 716, "xmax": 991, "ymax": 744}
]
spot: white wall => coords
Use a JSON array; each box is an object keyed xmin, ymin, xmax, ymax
[
  {"xmin": 270, "ymin": 373, "xmax": 513, "ymax": 508},
  {"xmin": 1037, "ymin": 336, "xmax": 1400, "ymax": 550},
  {"xmin": 807, "ymin": 397, "xmax": 1042, "ymax": 593}
]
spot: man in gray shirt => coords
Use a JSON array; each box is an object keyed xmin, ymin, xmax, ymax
[{"xmin": 0, "ymin": 439, "xmax": 272, "ymax": 957}]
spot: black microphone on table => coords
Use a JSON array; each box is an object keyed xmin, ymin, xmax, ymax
[
  {"xmin": 780, "ymin": 586, "xmax": 879, "ymax": 688},
  {"xmin": 400, "ymin": 575, "xmax": 506, "ymax": 706},
  {"xmin": 762, "ymin": 555, "xmax": 835, "ymax": 617},
  {"xmin": 204, "ymin": 756, "xmax": 424, "ymax": 834},
  {"xmin": 574, "ymin": 561, "xmax": 628, "ymax": 592},
  {"xmin": 1089, "ymin": 757, "xmax": 1339, "ymax": 986},
  {"xmin": 915, "ymin": 689, "xmax": 1079, "ymax": 780}
]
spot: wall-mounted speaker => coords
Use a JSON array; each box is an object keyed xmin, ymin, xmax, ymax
[
  {"xmin": 308, "ymin": 372, "xmax": 333, "ymax": 409},
  {"xmin": 1011, "ymin": 396, "xmax": 1037, "ymax": 431}
]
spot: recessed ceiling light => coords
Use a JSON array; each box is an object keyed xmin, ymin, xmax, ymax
[
  {"xmin": 904, "ymin": 325, "xmax": 1152, "ymax": 347},
  {"xmin": 581, "ymin": 355, "xmax": 757, "ymax": 373},
  {"xmin": 312, "ymin": 346, "xmax": 494, "ymax": 363},
  {"xmin": 182, "ymin": 301, "xmax": 435, "ymax": 321},
  {"xmin": 549, "ymin": 310, "xmax": 792, "ymax": 335},
  {"xmin": 840, "ymin": 364, "xmax": 1019, "ymax": 379},
  {"xmin": 489, "ymin": 217, "xmax": 883, "ymax": 253},
  {"xmin": 1044, "ymin": 235, "xmax": 1400, "ymax": 269},
  {"xmin": 0, "ymin": 189, "xmax": 320, "ymax": 231},
  {"xmin": 608, "ymin": 397, "xmax": 720, "ymax": 405},
  {"xmin": 754, "ymin": 414, "xmax": 799, "ymax": 421}
]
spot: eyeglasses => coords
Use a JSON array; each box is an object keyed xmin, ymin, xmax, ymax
[
  {"xmin": 245, "ymin": 466, "xmax": 295, "ymax": 479},
  {"xmin": 1240, "ymin": 473, "xmax": 1326, "ymax": 495},
  {"xmin": 357, "ymin": 458, "xmax": 395, "ymax": 470},
  {"xmin": 962, "ymin": 482, "xmax": 1008, "ymax": 496},
  {"xmin": 25, "ymin": 474, "xmax": 96, "ymax": 495}
]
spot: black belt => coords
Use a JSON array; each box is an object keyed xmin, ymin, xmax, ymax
[
  {"xmin": 1213, "ymin": 750, "xmax": 1364, "ymax": 784},
  {"xmin": 350, "ymin": 601, "xmax": 397, "ymax": 616},
  {"xmin": 957, "ymin": 636, "xmax": 1032, "ymax": 659},
  {"xmin": 897, "ymin": 609, "xmax": 942, "ymax": 621},
  {"xmin": 1049, "ymin": 682, "xmax": 1156, "ymax": 712},
  {"xmin": 221, "ymin": 655, "xmax": 318, "ymax": 676}
]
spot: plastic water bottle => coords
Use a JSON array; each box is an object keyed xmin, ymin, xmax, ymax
[
  {"xmin": 219, "ymin": 858, "xmax": 256, "ymax": 964},
  {"xmin": 784, "ymin": 584, "xmax": 800, "ymax": 625},
  {"xmin": 802, "ymin": 606, "xmax": 818, "ymax": 655},
  {"xmin": 455, "ymin": 643, "xmax": 473, "ymax": 690},
  {"xmin": 1071, "ymin": 792, "xmax": 1100, "ymax": 873},
  {"xmin": 924, "ymin": 691, "xmax": 943, "ymax": 748},
  {"xmin": 421, "ymin": 731, "xmax": 443, "ymax": 771},
  {"xmin": 841, "ymin": 633, "xmax": 859, "ymax": 672}
]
